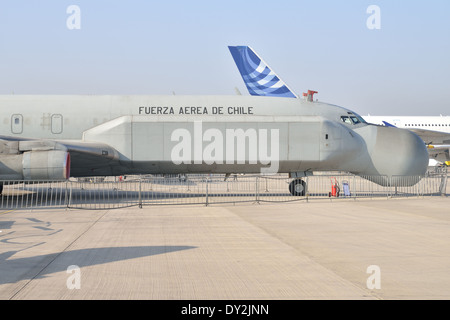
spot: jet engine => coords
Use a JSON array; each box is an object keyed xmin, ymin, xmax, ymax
[
  {"xmin": 22, "ymin": 150, "xmax": 71, "ymax": 180},
  {"xmin": 0, "ymin": 150, "xmax": 70, "ymax": 181}
]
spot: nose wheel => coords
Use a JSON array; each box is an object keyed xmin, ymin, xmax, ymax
[{"xmin": 289, "ymin": 179, "xmax": 306, "ymax": 196}]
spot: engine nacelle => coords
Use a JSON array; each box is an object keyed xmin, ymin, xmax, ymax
[{"xmin": 22, "ymin": 150, "xmax": 70, "ymax": 181}]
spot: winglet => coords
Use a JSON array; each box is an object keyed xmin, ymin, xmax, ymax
[{"xmin": 228, "ymin": 46, "xmax": 298, "ymax": 98}]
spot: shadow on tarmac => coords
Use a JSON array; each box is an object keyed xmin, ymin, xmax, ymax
[{"xmin": 0, "ymin": 245, "xmax": 197, "ymax": 285}]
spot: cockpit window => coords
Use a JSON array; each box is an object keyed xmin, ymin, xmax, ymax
[
  {"xmin": 341, "ymin": 116, "xmax": 352, "ymax": 124},
  {"xmin": 341, "ymin": 113, "xmax": 367, "ymax": 125},
  {"xmin": 350, "ymin": 116, "xmax": 360, "ymax": 124},
  {"xmin": 352, "ymin": 113, "xmax": 367, "ymax": 124}
]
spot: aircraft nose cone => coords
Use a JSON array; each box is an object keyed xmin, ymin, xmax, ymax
[{"xmin": 371, "ymin": 125, "xmax": 429, "ymax": 178}]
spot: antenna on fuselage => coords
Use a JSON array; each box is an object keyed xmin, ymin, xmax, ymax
[{"xmin": 302, "ymin": 90, "xmax": 318, "ymax": 102}]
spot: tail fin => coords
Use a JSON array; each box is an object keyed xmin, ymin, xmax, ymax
[
  {"xmin": 382, "ymin": 121, "xmax": 397, "ymax": 127},
  {"xmin": 228, "ymin": 46, "xmax": 298, "ymax": 98}
]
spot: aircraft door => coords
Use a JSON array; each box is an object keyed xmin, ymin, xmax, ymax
[
  {"xmin": 51, "ymin": 114, "xmax": 63, "ymax": 134},
  {"xmin": 11, "ymin": 114, "xmax": 23, "ymax": 134}
]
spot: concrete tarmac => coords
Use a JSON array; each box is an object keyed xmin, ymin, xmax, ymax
[{"xmin": 1, "ymin": 197, "xmax": 450, "ymax": 300}]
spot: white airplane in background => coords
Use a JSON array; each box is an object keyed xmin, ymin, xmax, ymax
[{"xmin": 362, "ymin": 115, "xmax": 450, "ymax": 166}]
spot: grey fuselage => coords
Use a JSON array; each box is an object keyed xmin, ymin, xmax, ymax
[{"xmin": 0, "ymin": 95, "xmax": 429, "ymax": 184}]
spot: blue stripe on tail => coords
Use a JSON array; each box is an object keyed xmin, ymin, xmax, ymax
[{"xmin": 228, "ymin": 46, "xmax": 297, "ymax": 98}]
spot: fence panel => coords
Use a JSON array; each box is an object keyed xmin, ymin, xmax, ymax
[{"xmin": 0, "ymin": 169, "xmax": 447, "ymax": 209}]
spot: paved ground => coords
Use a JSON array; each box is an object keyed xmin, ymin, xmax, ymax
[{"xmin": 1, "ymin": 196, "xmax": 450, "ymax": 300}]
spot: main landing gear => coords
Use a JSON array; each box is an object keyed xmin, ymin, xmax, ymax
[{"xmin": 289, "ymin": 178, "xmax": 306, "ymax": 196}]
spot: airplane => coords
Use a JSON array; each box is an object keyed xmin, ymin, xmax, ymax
[
  {"xmin": 362, "ymin": 115, "xmax": 450, "ymax": 166},
  {"xmin": 0, "ymin": 46, "xmax": 429, "ymax": 196}
]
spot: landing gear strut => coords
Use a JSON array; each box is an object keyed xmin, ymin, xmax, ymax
[{"xmin": 289, "ymin": 179, "xmax": 306, "ymax": 196}]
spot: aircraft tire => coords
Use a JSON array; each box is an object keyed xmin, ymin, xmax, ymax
[{"xmin": 289, "ymin": 179, "xmax": 306, "ymax": 196}]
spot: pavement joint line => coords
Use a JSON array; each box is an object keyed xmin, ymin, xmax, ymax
[
  {"xmin": 0, "ymin": 210, "xmax": 16, "ymax": 215},
  {"xmin": 8, "ymin": 209, "xmax": 110, "ymax": 300}
]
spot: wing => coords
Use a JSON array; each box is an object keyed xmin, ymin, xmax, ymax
[
  {"xmin": 427, "ymin": 143, "xmax": 450, "ymax": 165},
  {"xmin": 0, "ymin": 135, "xmax": 126, "ymax": 180},
  {"xmin": 399, "ymin": 129, "xmax": 450, "ymax": 165},
  {"xmin": 408, "ymin": 128, "xmax": 450, "ymax": 145}
]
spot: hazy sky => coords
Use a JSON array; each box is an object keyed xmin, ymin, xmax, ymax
[{"xmin": 0, "ymin": 0, "xmax": 449, "ymax": 116}]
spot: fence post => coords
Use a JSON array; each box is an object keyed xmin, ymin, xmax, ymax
[
  {"xmin": 68, "ymin": 181, "xmax": 73, "ymax": 209},
  {"xmin": 440, "ymin": 172, "xmax": 448, "ymax": 196},
  {"xmin": 255, "ymin": 176, "xmax": 259, "ymax": 203},
  {"xmin": 205, "ymin": 178, "xmax": 209, "ymax": 206},
  {"xmin": 139, "ymin": 175, "xmax": 142, "ymax": 208},
  {"xmin": 306, "ymin": 176, "xmax": 309, "ymax": 203},
  {"xmin": 65, "ymin": 180, "xmax": 68, "ymax": 209}
]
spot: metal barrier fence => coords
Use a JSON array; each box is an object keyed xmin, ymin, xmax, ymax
[{"xmin": 0, "ymin": 169, "xmax": 448, "ymax": 210}]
